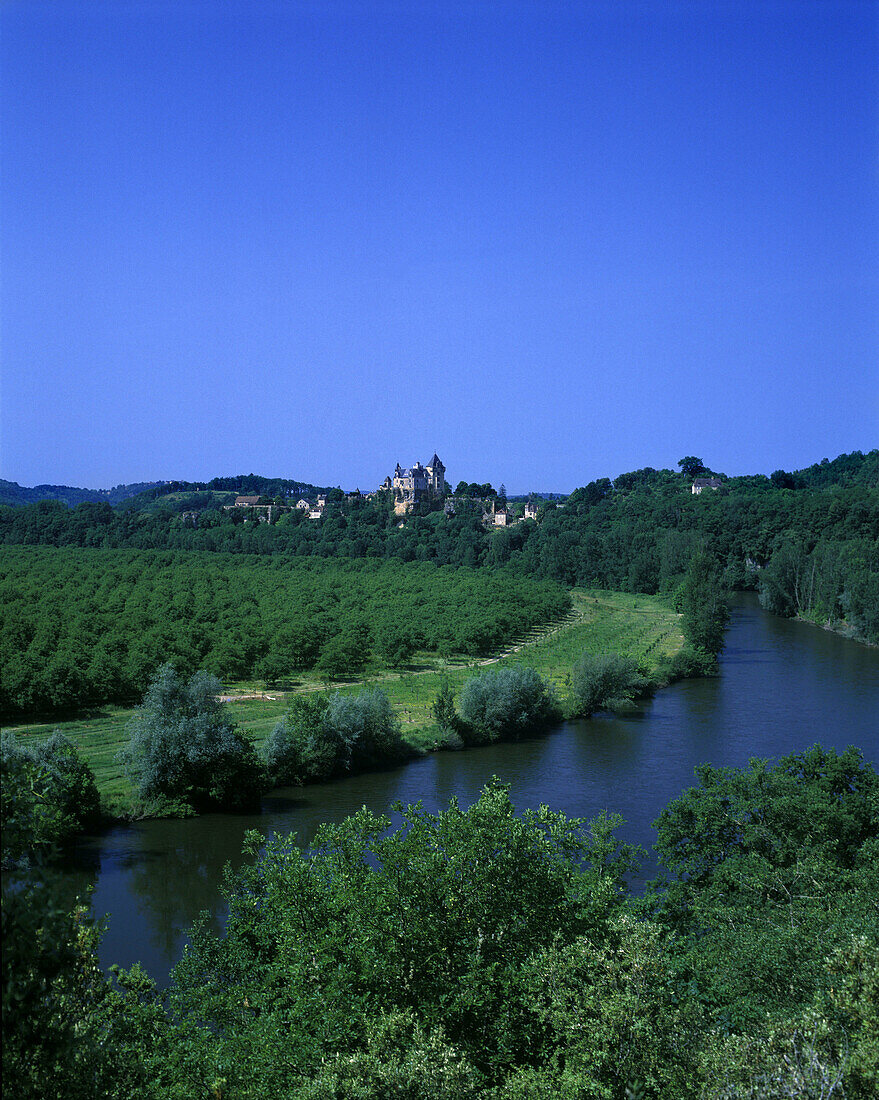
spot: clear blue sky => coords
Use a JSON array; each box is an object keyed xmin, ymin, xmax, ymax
[{"xmin": 2, "ymin": 0, "xmax": 876, "ymax": 493}]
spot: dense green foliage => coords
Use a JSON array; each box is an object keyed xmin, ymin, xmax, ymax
[
  {"xmin": 570, "ymin": 652, "xmax": 650, "ymax": 715},
  {"xmin": 1, "ymin": 731, "xmax": 100, "ymax": 865},
  {"xmin": 1, "ymin": 877, "xmax": 159, "ymax": 1100},
  {"xmin": 5, "ymin": 749, "xmax": 876, "ymax": 1098},
  {"xmin": 2, "ymin": 451, "xmax": 875, "ymax": 647},
  {"xmin": 457, "ymin": 667, "xmax": 559, "ymax": 744},
  {"xmin": 263, "ymin": 688, "xmax": 408, "ymax": 784},
  {"xmin": 649, "ymin": 746, "xmax": 879, "ymax": 1098},
  {"xmin": 120, "ymin": 665, "xmax": 264, "ymax": 813},
  {"xmin": 677, "ymin": 549, "xmax": 731, "ymax": 659},
  {"xmin": 0, "ymin": 477, "xmax": 163, "ymax": 507},
  {"xmin": 0, "ymin": 549, "xmax": 570, "ymax": 716}
]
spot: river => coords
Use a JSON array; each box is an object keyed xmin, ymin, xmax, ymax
[{"xmin": 65, "ymin": 594, "xmax": 879, "ymax": 983}]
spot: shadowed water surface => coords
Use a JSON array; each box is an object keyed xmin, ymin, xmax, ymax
[{"xmin": 65, "ymin": 595, "xmax": 878, "ymax": 982}]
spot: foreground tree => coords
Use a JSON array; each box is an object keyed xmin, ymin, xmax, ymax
[
  {"xmin": 1, "ymin": 731, "xmax": 100, "ymax": 865},
  {"xmin": 120, "ymin": 664, "xmax": 264, "ymax": 813},
  {"xmin": 166, "ymin": 783, "xmax": 664, "ymax": 1096},
  {"xmin": 650, "ymin": 745, "xmax": 879, "ymax": 1090}
]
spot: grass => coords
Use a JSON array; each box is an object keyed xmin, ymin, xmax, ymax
[{"xmin": 4, "ymin": 589, "xmax": 683, "ymax": 814}]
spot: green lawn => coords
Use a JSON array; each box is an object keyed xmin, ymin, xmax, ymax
[{"xmin": 4, "ymin": 589, "xmax": 682, "ymax": 814}]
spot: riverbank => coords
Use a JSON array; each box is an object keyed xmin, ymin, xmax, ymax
[
  {"xmin": 5, "ymin": 588, "xmax": 684, "ymax": 817},
  {"xmin": 792, "ymin": 610, "xmax": 877, "ymax": 647}
]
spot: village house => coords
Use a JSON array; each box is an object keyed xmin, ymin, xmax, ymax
[
  {"xmin": 691, "ymin": 478, "xmax": 723, "ymax": 495},
  {"xmin": 223, "ymin": 495, "xmax": 290, "ymax": 524},
  {"xmin": 490, "ymin": 507, "xmax": 512, "ymax": 527},
  {"xmin": 523, "ymin": 500, "xmax": 539, "ymax": 520}
]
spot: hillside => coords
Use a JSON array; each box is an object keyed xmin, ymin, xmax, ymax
[{"xmin": 0, "ymin": 479, "xmax": 165, "ymax": 507}]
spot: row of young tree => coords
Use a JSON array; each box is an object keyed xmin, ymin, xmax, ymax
[
  {"xmin": 2, "ymin": 451, "xmax": 875, "ymax": 641},
  {"xmin": 3, "ymin": 746, "xmax": 876, "ymax": 1098},
  {"xmin": 0, "ymin": 548, "xmax": 570, "ymax": 717},
  {"xmin": 4, "ymin": 613, "xmax": 715, "ymax": 842}
]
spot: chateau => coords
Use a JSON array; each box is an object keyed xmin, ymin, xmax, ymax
[{"xmin": 380, "ymin": 454, "xmax": 446, "ymax": 515}]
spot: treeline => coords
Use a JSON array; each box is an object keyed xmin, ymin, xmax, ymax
[
  {"xmin": 3, "ymin": 747, "xmax": 876, "ymax": 1098},
  {"xmin": 0, "ymin": 478, "xmax": 164, "ymax": 508},
  {"xmin": 2, "ymin": 450, "xmax": 876, "ymax": 641},
  {"xmin": 0, "ymin": 548, "xmax": 570, "ymax": 717}
]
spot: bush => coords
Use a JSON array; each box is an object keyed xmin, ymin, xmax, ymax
[
  {"xmin": 263, "ymin": 694, "xmax": 335, "ymax": 784},
  {"xmin": 458, "ymin": 667, "xmax": 557, "ymax": 745},
  {"xmin": 660, "ymin": 644, "xmax": 718, "ymax": 681},
  {"xmin": 323, "ymin": 688, "xmax": 408, "ymax": 772},
  {"xmin": 570, "ymin": 653, "xmax": 649, "ymax": 716},
  {"xmin": 264, "ymin": 688, "xmax": 408, "ymax": 785},
  {"xmin": 1, "ymin": 731, "xmax": 100, "ymax": 865},
  {"xmin": 120, "ymin": 664, "xmax": 265, "ymax": 812}
]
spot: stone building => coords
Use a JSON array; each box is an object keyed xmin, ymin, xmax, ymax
[{"xmin": 381, "ymin": 454, "xmax": 446, "ymax": 515}]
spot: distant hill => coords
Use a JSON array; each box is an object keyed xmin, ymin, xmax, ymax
[
  {"xmin": 0, "ymin": 479, "xmax": 166, "ymax": 507},
  {"xmin": 0, "ymin": 474, "xmax": 333, "ymax": 511},
  {"xmin": 119, "ymin": 475, "xmax": 331, "ymax": 512}
]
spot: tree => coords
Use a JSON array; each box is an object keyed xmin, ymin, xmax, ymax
[
  {"xmin": 376, "ymin": 623, "xmax": 416, "ymax": 667},
  {"xmin": 678, "ymin": 456, "xmax": 705, "ymax": 479},
  {"xmin": 1, "ymin": 731, "xmax": 100, "ymax": 866},
  {"xmin": 650, "ymin": 746, "xmax": 879, "ymax": 1040},
  {"xmin": 120, "ymin": 664, "xmax": 264, "ymax": 812},
  {"xmin": 458, "ymin": 667, "xmax": 557, "ymax": 744},
  {"xmin": 166, "ymin": 783, "xmax": 645, "ymax": 1093},
  {"xmin": 315, "ymin": 627, "xmax": 369, "ymax": 680},
  {"xmin": 678, "ymin": 550, "xmax": 730, "ymax": 657},
  {"xmin": 322, "ymin": 688, "xmax": 407, "ymax": 771},
  {"xmin": 431, "ymin": 678, "xmax": 460, "ymax": 733},
  {"xmin": 571, "ymin": 652, "xmax": 649, "ymax": 716},
  {"xmin": 262, "ymin": 694, "xmax": 334, "ymax": 784},
  {"xmin": 1, "ymin": 877, "xmax": 162, "ymax": 1100}
]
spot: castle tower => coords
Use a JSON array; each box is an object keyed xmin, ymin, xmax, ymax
[{"xmin": 427, "ymin": 453, "xmax": 445, "ymax": 496}]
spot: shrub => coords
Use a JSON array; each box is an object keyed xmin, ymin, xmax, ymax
[
  {"xmin": 1, "ymin": 731, "xmax": 100, "ymax": 865},
  {"xmin": 660, "ymin": 644, "xmax": 717, "ymax": 681},
  {"xmin": 570, "ymin": 653, "xmax": 649, "ymax": 716},
  {"xmin": 323, "ymin": 688, "xmax": 408, "ymax": 772},
  {"xmin": 264, "ymin": 688, "xmax": 408, "ymax": 785},
  {"xmin": 263, "ymin": 694, "xmax": 336, "ymax": 784},
  {"xmin": 458, "ymin": 667, "xmax": 557, "ymax": 745},
  {"xmin": 120, "ymin": 664, "xmax": 265, "ymax": 812}
]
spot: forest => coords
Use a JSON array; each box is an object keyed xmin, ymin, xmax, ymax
[{"xmin": 2, "ymin": 450, "xmax": 876, "ymax": 644}]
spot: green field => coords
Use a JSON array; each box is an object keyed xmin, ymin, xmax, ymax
[{"xmin": 4, "ymin": 589, "xmax": 683, "ymax": 814}]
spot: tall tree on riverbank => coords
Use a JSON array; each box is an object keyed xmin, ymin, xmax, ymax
[
  {"xmin": 678, "ymin": 551, "xmax": 730, "ymax": 658},
  {"xmin": 120, "ymin": 665, "xmax": 264, "ymax": 813}
]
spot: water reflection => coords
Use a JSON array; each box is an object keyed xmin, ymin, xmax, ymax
[{"xmin": 68, "ymin": 594, "xmax": 878, "ymax": 982}]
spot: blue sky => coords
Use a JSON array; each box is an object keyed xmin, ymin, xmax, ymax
[{"xmin": 2, "ymin": 0, "xmax": 876, "ymax": 493}]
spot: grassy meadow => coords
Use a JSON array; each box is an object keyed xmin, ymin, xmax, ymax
[{"xmin": 4, "ymin": 589, "xmax": 683, "ymax": 814}]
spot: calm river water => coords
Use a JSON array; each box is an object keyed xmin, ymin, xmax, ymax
[{"xmin": 66, "ymin": 594, "xmax": 879, "ymax": 983}]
